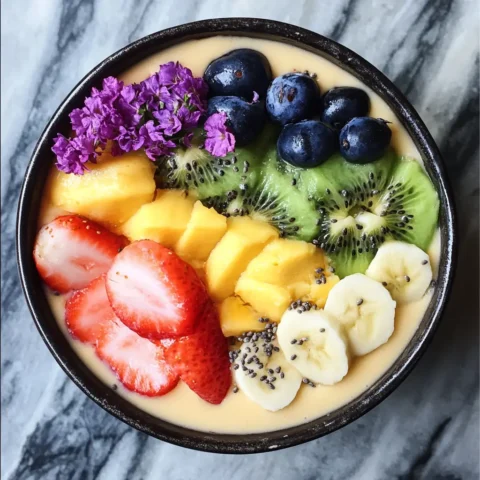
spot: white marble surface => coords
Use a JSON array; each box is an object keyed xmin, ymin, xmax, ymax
[{"xmin": 1, "ymin": 1, "xmax": 479, "ymax": 479}]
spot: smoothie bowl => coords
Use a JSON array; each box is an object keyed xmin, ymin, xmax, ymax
[{"xmin": 17, "ymin": 18, "xmax": 456, "ymax": 453}]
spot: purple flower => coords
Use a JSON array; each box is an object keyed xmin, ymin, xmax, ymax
[
  {"xmin": 177, "ymin": 106, "xmax": 202, "ymax": 130},
  {"xmin": 182, "ymin": 131, "xmax": 194, "ymax": 148},
  {"xmin": 53, "ymin": 60, "xmax": 210, "ymax": 174},
  {"xmin": 115, "ymin": 126, "xmax": 145, "ymax": 153},
  {"xmin": 204, "ymin": 113, "xmax": 235, "ymax": 157},
  {"xmin": 98, "ymin": 77, "xmax": 124, "ymax": 106},
  {"xmin": 158, "ymin": 62, "xmax": 178, "ymax": 86},
  {"xmin": 153, "ymin": 110, "xmax": 182, "ymax": 136},
  {"xmin": 52, "ymin": 134, "xmax": 97, "ymax": 175}
]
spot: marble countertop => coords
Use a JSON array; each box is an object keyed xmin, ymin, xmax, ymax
[{"xmin": 2, "ymin": 0, "xmax": 478, "ymax": 479}]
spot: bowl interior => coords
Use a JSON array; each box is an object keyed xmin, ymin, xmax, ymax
[{"xmin": 17, "ymin": 18, "xmax": 456, "ymax": 454}]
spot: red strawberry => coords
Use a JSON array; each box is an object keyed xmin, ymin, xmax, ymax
[
  {"xmin": 65, "ymin": 274, "xmax": 115, "ymax": 345},
  {"xmin": 96, "ymin": 316, "xmax": 179, "ymax": 397},
  {"xmin": 34, "ymin": 215, "xmax": 127, "ymax": 293},
  {"xmin": 105, "ymin": 240, "xmax": 209, "ymax": 340},
  {"xmin": 162, "ymin": 302, "xmax": 231, "ymax": 404}
]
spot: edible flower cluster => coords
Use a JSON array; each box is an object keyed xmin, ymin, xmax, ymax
[{"xmin": 52, "ymin": 62, "xmax": 235, "ymax": 174}]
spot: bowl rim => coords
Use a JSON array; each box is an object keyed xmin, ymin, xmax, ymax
[{"xmin": 17, "ymin": 17, "xmax": 457, "ymax": 454}]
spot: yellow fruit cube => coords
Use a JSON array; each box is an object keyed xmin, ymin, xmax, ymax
[
  {"xmin": 120, "ymin": 190, "xmax": 194, "ymax": 247},
  {"xmin": 175, "ymin": 201, "xmax": 227, "ymax": 262},
  {"xmin": 48, "ymin": 151, "xmax": 156, "ymax": 227},
  {"xmin": 218, "ymin": 296, "xmax": 264, "ymax": 337},
  {"xmin": 307, "ymin": 275, "xmax": 340, "ymax": 308},
  {"xmin": 243, "ymin": 238, "xmax": 325, "ymax": 286},
  {"xmin": 235, "ymin": 276, "xmax": 291, "ymax": 322},
  {"xmin": 206, "ymin": 217, "xmax": 278, "ymax": 301}
]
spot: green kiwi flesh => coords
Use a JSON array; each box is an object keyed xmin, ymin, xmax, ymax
[
  {"xmin": 156, "ymin": 127, "xmax": 275, "ymax": 200},
  {"xmin": 299, "ymin": 152, "xmax": 439, "ymax": 278}
]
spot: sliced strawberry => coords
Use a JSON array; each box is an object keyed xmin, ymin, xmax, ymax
[
  {"xmin": 65, "ymin": 274, "xmax": 114, "ymax": 345},
  {"xmin": 96, "ymin": 316, "xmax": 179, "ymax": 397},
  {"xmin": 34, "ymin": 215, "xmax": 127, "ymax": 293},
  {"xmin": 105, "ymin": 240, "xmax": 209, "ymax": 340},
  {"xmin": 162, "ymin": 302, "xmax": 231, "ymax": 404}
]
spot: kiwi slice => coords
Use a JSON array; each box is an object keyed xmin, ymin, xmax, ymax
[
  {"xmin": 299, "ymin": 152, "xmax": 439, "ymax": 278},
  {"xmin": 206, "ymin": 146, "xmax": 319, "ymax": 241},
  {"xmin": 157, "ymin": 126, "xmax": 277, "ymax": 200}
]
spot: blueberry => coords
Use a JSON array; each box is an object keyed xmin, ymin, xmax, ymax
[
  {"xmin": 321, "ymin": 87, "xmax": 370, "ymax": 129},
  {"xmin": 266, "ymin": 73, "xmax": 320, "ymax": 125},
  {"xmin": 204, "ymin": 49, "xmax": 272, "ymax": 99},
  {"xmin": 277, "ymin": 120, "xmax": 338, "ymax": 168},
  {"xmin": 207, "ymin": 96, "xmax": 266, "ymax": 146},
  {"xmin": 339, "ymin": 117, "xmax": 392, "ymax": 164}
]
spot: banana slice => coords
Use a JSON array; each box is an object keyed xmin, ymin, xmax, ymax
[
  {"xmin": 365, "ymin": 241, "xmax": 433, "ymax": 303},
  {"xmin": 233, "ymin": 341, "xmax": 302, "ymax": 412},
  {"xmin": 277, "ymin": 309, "xmax": 349, "ymax": 385},
  {"xmin": 324, "ymin": 273, "xmax": 396, "ymax": 356}
]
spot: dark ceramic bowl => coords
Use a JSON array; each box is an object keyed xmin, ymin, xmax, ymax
[{"xmin": 17, "ymin": 18, "xmax": 456, "ymax": 454}]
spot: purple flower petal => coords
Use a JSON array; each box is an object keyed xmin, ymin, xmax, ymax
[{"xmin": 204, "ymin": 113, "xmax": 236, "ymax": 157}]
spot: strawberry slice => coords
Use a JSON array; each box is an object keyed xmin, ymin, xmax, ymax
[
  {"xmin": 162, "ymin": 302, "xmax": 231, "ymax": 404},
  {"xmin": 34, "ymin": 215, "xmax": 127, "ymax": 293},
  {"xmin": 65, "ymin": 274, "xmax": 115, "ymax": 345},
  {"xmin": 96, "ymin": 316, "xmax": 179, "ymax": 396},
  {"xmin": 106, "ymin": 240, "xmax": 209, "ymax": 340}
]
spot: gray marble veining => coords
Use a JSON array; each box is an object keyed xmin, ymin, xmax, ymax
[{"xmin": 1, "ymin": 0, "xmax": 478, "ymax": 479}]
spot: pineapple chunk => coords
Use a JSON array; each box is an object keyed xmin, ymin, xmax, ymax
[
  {"xmin": 218, "ymin": 296, "xmax": 264, "ymax": 337},
  {"xmin": 206, "ymin": 217, "xmax": 278, "ymax": 301},
  {"xmin": 307, "ymin": 275, "xmax": 340, "ymax": 308},
  {"xmin": 48, "ymin": 151, "xmax": 155, "ymax": 227},
  {"xmin": 176, "ymin": 201, "xmax": 227, "ymax": 262},
  {"xmin": 235, "ymin": 276, "xmax": 291, "ymax": 322},
  {"xmin": 244, "ymin": 238, "xmax": 325, "ymax": 286},
  {"xmin": 120, "ymin": 190, "xmax": 194, "ymax": 247}
]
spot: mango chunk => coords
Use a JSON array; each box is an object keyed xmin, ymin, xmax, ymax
[
  {"xmin": 120, "ymin": 190, "xmax": 194, "ymax": 247},
  {"xmin": 49, "ymin": 151, "xmax": 156, "ymax": 227},
  {"xmin": 218, "ymin": 296, "xmax": 264, "ymax": 337},
  {"xmin": 206, "ymin": 217, "xmax": 278, "ymax": 301},
  {"xmin": 176, "ymin": 201, "xmax": 227, "ymax": 262},
  {"xmin": 244, "ymin": 238, "xmax": 325, "ymax": 286},
  {"xmin": 235, "ymin": 276, "xmax": 291, "ymax": 322},
  {"xmin": 307, "ymin": 275, "xmax": 340, "ymax": 308}
]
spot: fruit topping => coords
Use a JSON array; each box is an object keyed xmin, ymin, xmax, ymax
[
  {"xmin": 65, "ymin": 274, "xmax": 116, "ymax": 345},
  {"xmin": 324, "ymin": 273, "xmax": 395, "ymax": 356},
  {"xmin": 207, "ymin": 96, "xmax": 266, "ymax": 146},
  {"xmin": 34, "ymin": 215, "xmax": 128, "ymax": 293},
  {"xmin": 206, "ymin": 147, "xmax": 319, "ymax": 242},
  {"xmin": 120, "ymin": 189, "xmax": 195, "ymax": 247},
  {"xmin": 365, "ymin": 241, "xmax": 433, "ymax": 303},
  {"xmin": 156, "ymin": 127, "xmax": 272, "ymax": 200},
  {"xmin": 299, "ymin": 153, "xmax": 438, "ymax": 278},
  {"xmin": 339, "ymin": 117, "xmax": 392, "ymax": 164},
  {"xmin": 266, "ymin": 73, "xmax": 320, "ymax": 125},
  {"xmin": 321, "ymin": 87, "xmax": 370, "ymax": 129},
  {"xmin": 203, "ymin": 48, "xmax": 272, "ymax": 99},
  {"xmin": 218, "ymin": 296, "xmax": 265, "ymax": 337},
  {"xmin": 278, "ymin": 309, "xmax": 349, "ymax": 385},
  {"xmin": 277, "ymin": 120, "xmax": 338, "ymax": 168},
  {"xmin": 234, "ymin": 238, "xmax": 333, "ymax": 320},
  {"xmin": 96, "ymin": 316, "xmax": 179, "ymax": 396},
  {"xmin": 233, "ymin": 339, "xmax": 302, "ymax": 412},
  {"xmin": 175, "ymin": 201, "xmax": 228, "ymax": 262},
  {"xmin": 49, "ymin": 151, "xmax": 156, "ymax": 227},
  {"xmin": 206, "ymin": 216, "xmax": 278, "ymax": 301},
  {"xmin": 235, "ymin": 277, "xmax": 292, "ymax": 322},
  {"xmin": 106, "ymin": 240, "xmax": 209, "ymax": 340},
  {"xmin": 162, "ymin": 301, "xmax": 231, "ymax": 404}
]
